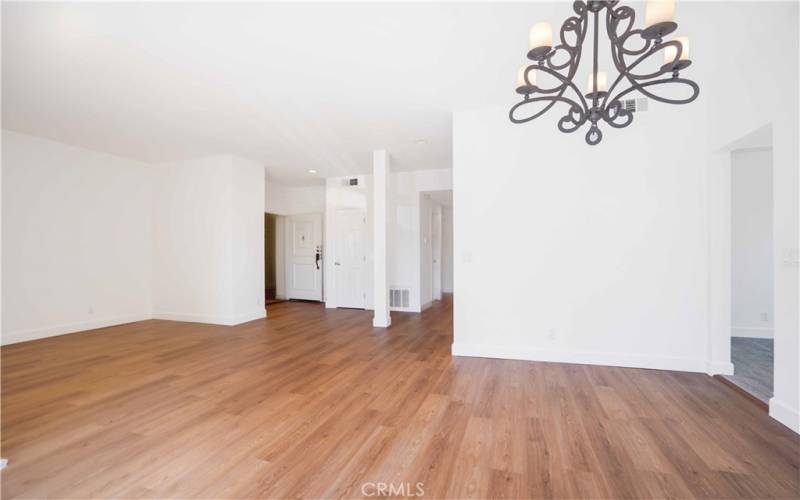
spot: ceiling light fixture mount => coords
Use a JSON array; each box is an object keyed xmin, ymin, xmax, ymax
[
  {"xmin": 509, "ymin": 0, "xmax": 698, "ymax": 145},
  {"xmin": 308, "ymin": 169, "xmax": 318, "ymax": 174}
]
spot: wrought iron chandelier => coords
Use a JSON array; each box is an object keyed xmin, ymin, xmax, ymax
[{"xmin": 509, "ymin": 0, "xmax": 699, "ymax": 145}]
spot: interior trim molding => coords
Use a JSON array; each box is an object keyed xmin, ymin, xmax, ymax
[
  {"xmin": 154, "ymin": 309, "xmax": 266, "ymax": 326},
  {"xmin": 1, "ymin": 313, "xmax": 152, "ymax": 346},
  {"xmin": 706, "ymin": 359, "xmax": 735, "ymax": 376},
  {"xmin": 451, "ymin": 342, "xmax": 707, "ymax": 373},
  {"xmin": 233, "ymin": 309, "xmax": 267, "ymax": 324},
  {"xmin": 769, "ymin": 397, "xmax": 800, "ymax": 434}
]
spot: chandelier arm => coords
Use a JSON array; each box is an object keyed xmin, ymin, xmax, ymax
[
  {"xmin": 600, "ymin": 100, "xmax": 634, "ymax": 129},
  {"xmin": 524, "ymin": 64, "xmax": 591, "ymax": 113},
  {"xmin": 509, "ymin": 95, "xmax": 588, "ymax": 125},
  {"xmin": 601, "ymin": 39, "xmax": 684, "ymax": 111},
  {"xmin": 611, "ymin": 77, "xmax": 700, "ymax": 105}
]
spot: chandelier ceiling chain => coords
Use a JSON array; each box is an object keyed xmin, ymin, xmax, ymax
[{"xmin": 509, "ymin": 0, "xmax": 699, "ymax": 145}]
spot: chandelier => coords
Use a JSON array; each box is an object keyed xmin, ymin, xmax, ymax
[{"xmin": 509, "ymin": 0, "xmax": 699, "ymax": 145}]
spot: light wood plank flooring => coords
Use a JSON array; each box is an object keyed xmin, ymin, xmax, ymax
[{"xmin": 2, "ymin": 296, "xmax": 798, "ymax": 499}]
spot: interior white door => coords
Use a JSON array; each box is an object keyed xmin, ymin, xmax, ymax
[
  {"xmin": 432, "ymin": 206, "xmax": 442, "ymax": 301},
  {"xmin": 286, "ymin": 213, "xmax": 323, "ymax": 301},
  {"xmin": 335, "ymin": 209, "xmax": 367, "ymax": 309}
]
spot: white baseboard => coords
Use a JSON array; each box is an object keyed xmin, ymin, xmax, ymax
[
  {"xmin": 769, "ymin": 398, "xmax": 800, "ymax": 434},
  {"xmin": 232, "ymin": 309, "xmax": 267, "ymax": 324},
  {"xmin": 373, "ymin": 316, "xmax": 391, "ymax": 328},
  {"xmin": 153, "ymin": 309, "xmax": 266, "ymax": 326},
  {"xmin": 451, "ymin": 343, "xmax": 707, "ymax": 373},
  {"xmin": 421, "ymin": 301, "xmax": 433, "ymax": 311},
  {"xmin": 706, "ymin": 360, "xmax": 734, "ymax": 375},
  {"xmin": 731, "ymin": 326, "xmax": 774, "ymax": 339},
  {"xmin": 1, "ymin": 313, "xmax": 152, "ymax": 346}
]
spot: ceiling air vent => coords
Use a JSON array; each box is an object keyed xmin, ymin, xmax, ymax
[
  {"xmin": 389, "ymin": 288, "xmax": 410, "ymax": 309},
  {"xmin": 622, "ymin": 98, "xmax": 648, "ymax": 113}
]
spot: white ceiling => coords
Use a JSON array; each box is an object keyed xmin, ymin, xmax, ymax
[{"xmin": 3, "ymin": 1, "xmax": 712, "ymax": 184}]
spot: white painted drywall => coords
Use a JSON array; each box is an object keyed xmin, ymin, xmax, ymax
[
  {"xmin": 453, "ymin": 103, "xmax": 712, "ymax": 373},
  {"xmin": 153, "ymin": 155, "xmax": 265, "ymax": 324},
  {"xmin": 696, "ymin": 2, "xmax": 798, "ymax": 432},
  {"xmin": 1, "ymin": 130, "xmax": 153, "ymax": 344},
  {"xmin": 265, "ymin": 179, "xmax": 324, "ymax": 216},
  {"xmin": 731, "ymin": 149, "xmax": 773, "ymax": 339},
  {"xmin": 231, "ymin": 156, "xmax": 267, "ymax": 322},
  {"xmin": 442, "ymin": 207, "xmax": 454, "ymax": 293}
]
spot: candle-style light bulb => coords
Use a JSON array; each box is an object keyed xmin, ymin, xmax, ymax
[
  {"xmin": 664, "ymin": 36, "xmax": 690, "ymax": 63},
  {"xmin": 586, "ymin": 71, "xmax": 608, "ymax": 93},
  {"xmin": 517, "ymin": 65, "xmax": 536, "ymax": 87},
  {"xmin": 528, "ymin": 22, "xmax": 553, "ymax": 59},
  {"xmin": 645, "ymin": 0, "xmax": 675, "ymax": 28}
]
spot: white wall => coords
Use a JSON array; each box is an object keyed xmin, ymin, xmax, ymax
[
  {"xmin": 232, "ymin": 157, "xmax": 268, "ymax": 321},
  {"xmin": 2, "ymin": 130, "xmax": 153, "ymax": 344},
  {"xmin": 453, "ymin": 105, "xmax": 711, "ymax": 372},
  {"xmin": 698, "ymin": 2, "xmax": 798, "ymax": 432},
  {"xmin": 731, "ymin": 148, "xmax": 773, "ymax": 339},
  {"xmin": 153, "ymin": 155, "xmax": 265, "ymax": 325},
  {"xmin": 265, "ymin": 179, "xmax": 324, "ymax": 216},
  {"xmin": 442, "ymin": 207, "xmax": 454, "ymax": 293}
]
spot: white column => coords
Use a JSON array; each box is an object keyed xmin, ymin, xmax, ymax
[{"xmin": 372, "ymin": 150, "xmax": 391, "ymax": 328}]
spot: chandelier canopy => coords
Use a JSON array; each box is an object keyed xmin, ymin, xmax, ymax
[{"xmin": 509, "ymin": 0, "xmax": 699, "ymax": 145}]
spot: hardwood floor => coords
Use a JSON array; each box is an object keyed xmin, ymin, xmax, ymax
[{"xmin": 2, "ymin": 296, "xmax": 798, "ymax": 499}]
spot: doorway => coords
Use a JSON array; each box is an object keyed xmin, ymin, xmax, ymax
[
  {"xmin": 723, "ymin": 147, "xmax": 774, "ymax": 404},
  {"xmin": 264, "ymin": 213, "xmax": 284, "ymax": 305},
  {"xmin": 334, "ymin": 208, "xmax": 367, "ymax": 309},
  {"xmin": 421, "ymin": 190, "xmax": 453, "ymax": 308},
  {"xmin": 285, "ymin": 213, "xmax": 324, "ymax": 301}
]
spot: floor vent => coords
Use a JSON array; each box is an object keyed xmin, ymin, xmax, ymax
[{"xmin": 389, "ymin": 288, "xmax": 410, "ymax": 309}]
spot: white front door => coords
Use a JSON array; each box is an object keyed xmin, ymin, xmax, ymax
[
  {"xmin": 286, "ymin": 213, "xmax": 323, "ymax": 301},
  {"xmin": 335, "ymin": 209, "xmax": 367, "ymax": 309}
]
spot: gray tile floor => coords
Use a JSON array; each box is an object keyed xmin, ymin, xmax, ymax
[{"xmin": 723, "ymin": 337, "xmax": 774, "ymax": 403}]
